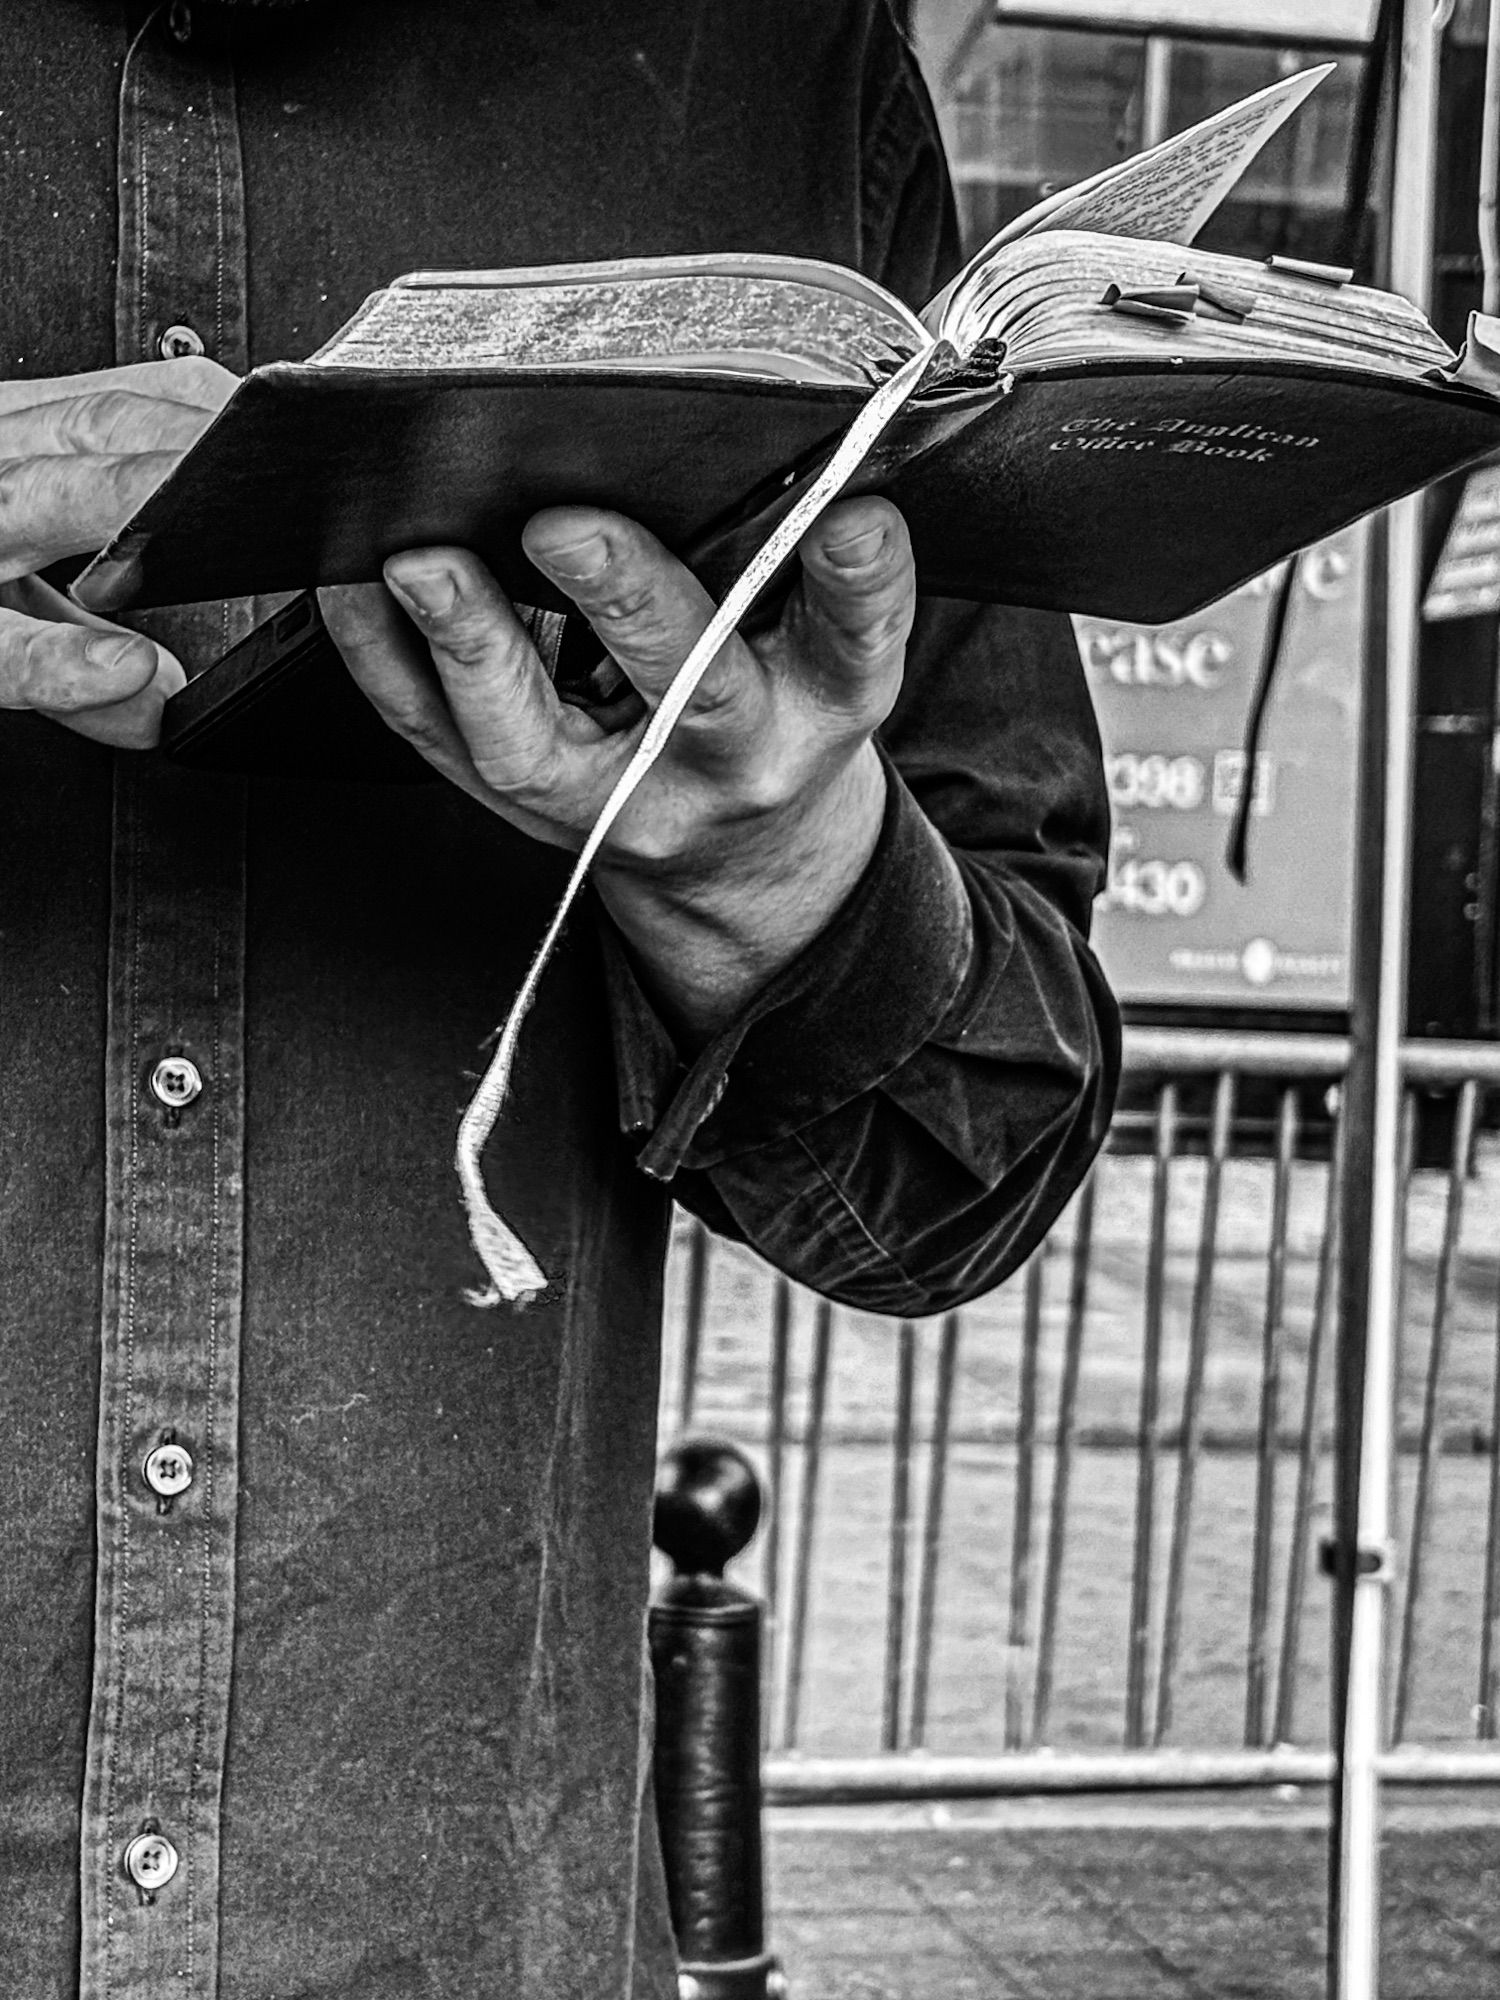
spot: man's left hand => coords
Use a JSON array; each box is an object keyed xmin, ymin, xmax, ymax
[{"xmin": 320, "ymin": 495, "xmax": 914, "ymax": 1040}]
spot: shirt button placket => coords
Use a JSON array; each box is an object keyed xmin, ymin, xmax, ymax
[{"xmin": 77, "ymin": 12, "xmax": 252, "ymax": 1994}]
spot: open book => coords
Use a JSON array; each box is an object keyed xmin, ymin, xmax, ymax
[{"xmin": 76, "ymin": 65, "xmax": 1500, "ymax": 627}]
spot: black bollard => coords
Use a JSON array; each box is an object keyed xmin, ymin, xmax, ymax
[{"xmin": 650, "ymin": 1439, "xmax": 787, "ymax": 2000}]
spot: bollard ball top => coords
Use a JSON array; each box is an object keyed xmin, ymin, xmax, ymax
[{"xmin": 654, "ymin": 1437, "xmax": 762, "ymax": 1576}]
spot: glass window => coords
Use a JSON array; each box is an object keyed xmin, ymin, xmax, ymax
[
  {"xmin": 1170, "ymin": 42, "xmax": 1369, "ymax": 260},
  {"xmin": 942, "ymin": 28, "xmax": 1149, "ymax": 250},
  {"xmin": 925, "ymin": 17, "xmax": 1369, "ymax": 263}
]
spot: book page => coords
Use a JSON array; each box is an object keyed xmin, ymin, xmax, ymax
[
  {"xmin": 1024, "ymin": 69, "xmax": 1334, "ymax": 244},
  {"xmin": 928, "ymin": 64, "xmax": 1332, "ymax": 347},
  {"xmin": 315, "ymin": 271, "xmax": 923, "ymax": 386},
  {"xmin": 959, "ymin": 232, "xmax": 1452, "ymax": 383}
]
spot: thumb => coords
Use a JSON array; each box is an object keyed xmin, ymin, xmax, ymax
[{"xmin": 794, "ymin": 497, "xmax": 915, "ymax": 699}]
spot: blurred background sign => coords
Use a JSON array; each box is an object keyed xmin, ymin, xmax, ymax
[
  {"xmin": 1079, "ymin": 530, "xmax": 1366, "ymax": 1010},
  {"xmin": 916, "ymin": 5, "xmax": 1382, "ymax": 1023}
]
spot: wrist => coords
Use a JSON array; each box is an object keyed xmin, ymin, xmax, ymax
[{"xmin": 595, "ymin": 744, "xmax": 887, "ymax": 1042}]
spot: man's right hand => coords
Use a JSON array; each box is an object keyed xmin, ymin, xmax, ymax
[{"xmin": 0, "ymin": 359, "xmax": 235, "ymax": 746}]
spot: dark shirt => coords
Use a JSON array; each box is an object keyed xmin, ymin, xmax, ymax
[{"xmin": 0, "ymin": 4, "xmax": 1118, "ymax": 1996}]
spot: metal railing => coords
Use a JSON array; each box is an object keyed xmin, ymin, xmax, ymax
[{"xmin": 658, "ymin": 1026, "xmax": 1500, "ymax": 1799}]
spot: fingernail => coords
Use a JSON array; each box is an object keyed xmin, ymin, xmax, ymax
[
  {"xmin": 84, "ymin": 633, "xmax": 154, "ymax": 673},
  {"xmin": 386, "ymin": 562, "xmax": 457, "ymax": 618},
  {"xmin": 531, "ymin": 533, "xmax": 608, "ymax": 582},
  {"xmin": 823, "ymin": 526, "xmax": 886, "ymax": 570}
]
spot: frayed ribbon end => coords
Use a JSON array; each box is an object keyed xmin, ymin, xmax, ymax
[{"xmin": 460, "ymin": 1188, "xmax": 548, "ymax": 1308}]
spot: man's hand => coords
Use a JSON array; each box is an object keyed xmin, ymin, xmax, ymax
[
  {"xmin": 0, "ymin": 359, "xmax": 235, "ymax": 746},
  {"xmin": 321, "ymin": 495, "xmax": 915, "ymax": 1037}
]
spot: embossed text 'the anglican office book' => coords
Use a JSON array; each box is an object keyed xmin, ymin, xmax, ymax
[{"xmin": 75, "ymin": 64, "xmax": 1500, "ymax": 642}]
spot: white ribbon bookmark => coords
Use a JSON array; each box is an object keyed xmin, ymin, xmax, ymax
[{"xmin": 456, "ymin": 345, "xmax": 940, "ymax": 1305}]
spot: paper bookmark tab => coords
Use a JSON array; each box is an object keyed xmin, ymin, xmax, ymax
[
  {"xmin": 1177, "ymin": 270, "xmax": 1258, "ymax": 320},
  {"xmin": 1101, "ymin": 282, "xmax": 1198, "ymax": 324},
  {"xmin": 1265, "ymin": 255, "xmax": 1353, "ymax": 286}
]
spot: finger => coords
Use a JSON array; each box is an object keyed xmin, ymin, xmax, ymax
[
  {"xmin": 0, "ymin": 606, "xmax": 182, "ymax": 747},
  {"xmin": 522, "ymin": 508, "xmax": 757, "ymax": 727},
  {"xmin": 0, "ymin": 449, "xmax": 186, "ymax": 579},
  {"xmin": 319, "ymin": 578, "xmax": 470, "ymax": 768},
  {"xmin": 319, "ymin": 579, "xmax": 492, "ymax": 793},
  {"xmin": 791, "ymin": 495, "xmax": 915, "ymax": 704},
  {"xmin": 381, "ymin": 548, "xmax": 585, "ymax": 792},
  {"xmin": 0, "ymin": 356, "xmax": 237, "ymax": 418},
  {"xmin": 0, "ymin": 390, "xmax": 217, "ymax": 462}
]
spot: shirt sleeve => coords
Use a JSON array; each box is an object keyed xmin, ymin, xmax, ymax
[{"xmin": 596, "ymin": 4, "xmax": 1121, "ymax": 1315}]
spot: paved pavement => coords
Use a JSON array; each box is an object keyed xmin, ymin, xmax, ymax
[{"xmin": 764, "ymin": 1795, "xmax": 1500, "ymax": 1998}]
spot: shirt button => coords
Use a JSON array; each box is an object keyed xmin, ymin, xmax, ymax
[
  {"xmin": 150, "ymin": 1056, "xmax": 204, "ymax": 1108},
  {"xmin": 157, "ymin": 323, "xmax": 205, "ymax": 361},
  {"xmin": 123, "ymin": 1831, "xmax": 179, "ymax": 1892},
  {"xmin": 143, "ymin": 1441, "xmax": 195, "ymax": 1499}
]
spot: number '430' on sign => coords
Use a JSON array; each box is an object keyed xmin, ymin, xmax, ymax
[{"xmin": 1075, "ymin": 525, "xmax": 1366, "ymax": 1011}]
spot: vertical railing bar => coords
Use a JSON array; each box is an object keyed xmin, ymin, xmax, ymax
[
  {"xmin": 908, "ymin": 1310, "xmax": 962, "ymax": 1750},
  {"xmin": 1375, "ymin": 1088, "xmax": 1419, "ymax": 1749},
  {"xmin": 1274, "ymin": 1103, "xmax": 1344, "ymax": 1747},
  {"xmin": 1393, "ymin": 1078, "xmax": 1479, "ymax": 1744},
  {"xmin": 1377, "ymin": 1086, "xmax": 1414, "ymax": 1746},
  {"xmin": 1154, "ymin": 1070, "xmax": 1236, "ymax": 1747},
  {"xmin": 1005, "ymin": 1248, "xmax": 1046, "ymax": 1749},
  {"xmin": 1478, "ymin": 1227, "xmax": 1500, "ymax": 1741},
  {"xmin": 676, "ymin": 1218, "xmax": 711, "ymax": 1431},
  {"xmin": 1034, "ymin": 1168, "xmax": 1097, "ymax": 1746},
  {"xmin": 881, "ymin": 1320, "xmax": 918, "ymax": 1753},
  {"xmin": 1126, "ymin": 1079, "xmax": 1177, "ymax": 1748},
  {"xmin": 1246, "ymin": 1087, "xmax": 1299, "ymax": 1747},
  {"xmin": 779, "ymin": 1297, "xmax": 834, "ymax": 1753},
  {"xmin": 760, "ymin": 1274, "xmax": 793, "ymax": 1751},
  {"xmin": 1386, "ymin": 1090, "xmax": 1419, "ymax": 1557}
]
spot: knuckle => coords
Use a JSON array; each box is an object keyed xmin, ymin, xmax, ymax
[
  {"xmin": 441, "ymin": 614, "xmax": 529, "ymax": 685},
  {"xmin": 101, "ymin": 451, "xmax": 153, "ymax": 519},
  {"xmin": 163, "ymin": 355, "xmax": 236, "ymax": 404},
  {"xmin": 682, "ymin": 664, "xmax": 748, "ymax": 728},
  {"xmin": 826, "ymin": 597, "xmax": 913, "ymax": 665},
  {"xmin": 59, "ymin": 388, "xmax": 133, "ymax": 454},
  {"xmin": 588, "ymin": 576, "xmax": 659, "ymax": 628},
  {"xmin": 16, "ymin": 624, "xmax": 80, "ymax": 708},
  {"xmin": 723, "ymin": 764, "xmax": 795, "ymax": 819},
  {"xmin": 435, "ymin": 615, "xmax": 496, "ymax": 670},
  {"xmin": 382, "ymin": 706, "xmax": 450, "ymax": 764},
  {"xmin": 0, "ymin": 457, "xmax": 40, "ymax": 536},
  {"xmin": 472, "ymin": 738, "xmax": 553, "ymax": 800}
]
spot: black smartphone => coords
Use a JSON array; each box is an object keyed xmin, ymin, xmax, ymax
[
  {"xmin": 163, "ymin": 592, "xmax": 630, "ymax": 783},
  {"xmin": 163, "ymin": 593, "xmax": 432, "ymax": 782}
]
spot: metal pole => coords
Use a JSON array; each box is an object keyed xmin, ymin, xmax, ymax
[
  {"xmin": 1331, "ymin": 6, "xmax": 1441, "ymax": 1994},
  {"xmin": 1140, "ymin": 36, "xmax": 1173, "ymax": 152},
  {"xmin": 1479, "ymin": 0, "xmax": 1500, "ymax": 317}
]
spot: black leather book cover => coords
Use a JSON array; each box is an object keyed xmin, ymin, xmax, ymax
[{"xmin": 74, "ymin": 353, "xmax": 1500, "ymax": 628}]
